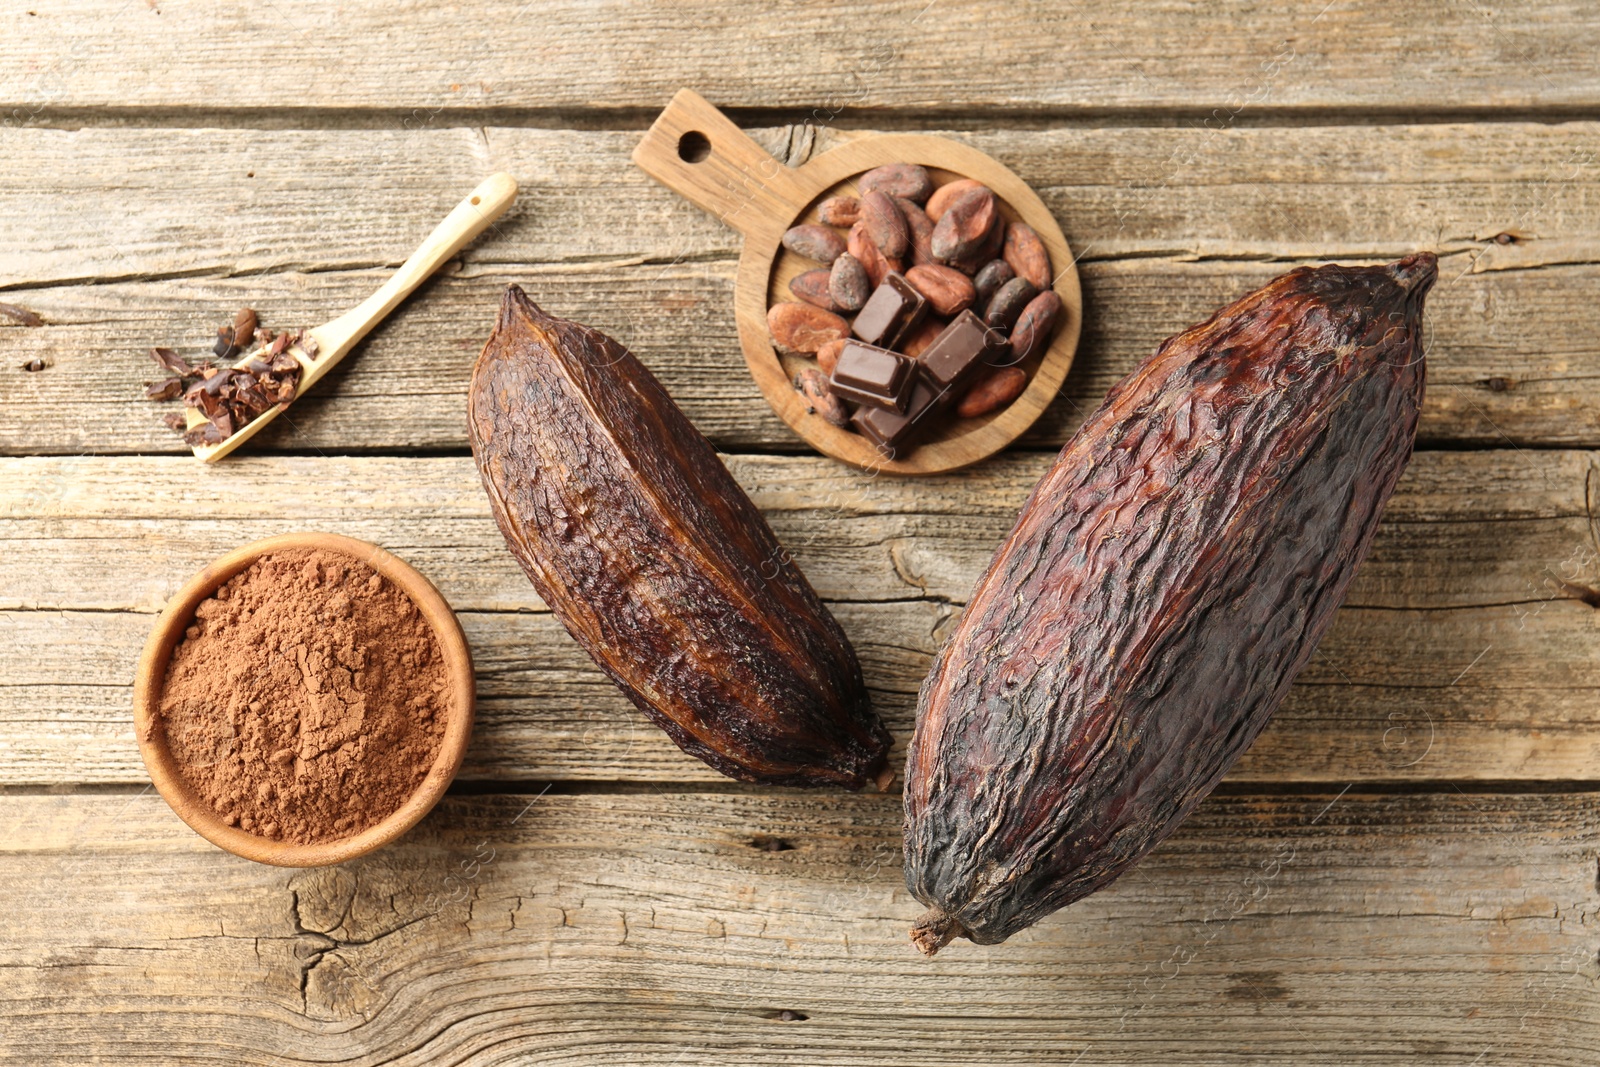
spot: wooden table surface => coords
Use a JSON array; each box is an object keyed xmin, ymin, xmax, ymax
[{"xmin": 4, "ymin": 4, "xmax": 1599, "ymax": 1063}]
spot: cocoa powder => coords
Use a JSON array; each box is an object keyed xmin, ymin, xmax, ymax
[{"xmin": 154, "ymin": 548, "xmax": 449, "ymax": 844}]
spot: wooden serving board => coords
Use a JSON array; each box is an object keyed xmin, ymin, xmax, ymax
[{"xmin": 634, "ymin": 89, "xmax": 1082, "ymax": 475}]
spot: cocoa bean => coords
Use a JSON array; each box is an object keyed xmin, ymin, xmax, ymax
[
  {"xmin": 899, "ymin": 318, "xmax": 946, "ymax": 359},
  {"xmin": 973, "ymin": 259, "xmax": 1015, "ymax": 307},
  {"xmin": 905, "ymin": 264, "xmax": 977, "ymax": 317},
  {"xmin": 955, "ymin": 366, "xmax": 1028, "ymax": 418},
  {"xmin": 925, "ymin": 178, "xmax": 986, "ymax": 222},
  {"xmin": 816, "ymin": 337, "xmax": 847, "ymax": 376},
  {"xmin": 782, "ymin": 223, "xmax": 846, "ymax": 264},
  {"xmin": 952, "ymin": 217, "xmax": 1005, "ymax": 276},
  {"xmin": 768, "ymin": 301, "xmax": 849, "ymax": 353},
  {"xmin": 902, "ymin": 254, "xmax": 1439, "ymax": 954},
  {"xmin": 789, "ymin": 269, "xmax": 841, "ymax": 311},
  {"xmin": 931, "ymin": 186, "xmax": 997, "ymax": 265},
  {"xmin": 1003, "ymin": 222, "xmax": 1053, "ymax": 290},
  {"xmin": 849, "ymin": 222, "xmax": 901, "ymax": 288},
  {"xmin": 896, "ymin": 197, "xmax": 937, "ymax": 267},
  {"xmin": 829, "ymin": 254, "xmax": 871, "ymax": 312},
  {"xmin": 983, "ymin": 277, "xmax": 1038, "ymax": 331},
  {"xmin": 232, "ymin": 308, "xmax": 258, "ymax": 349},
  {"xmin": 859, "ymin": 163, "xmax": 934, "ymax": 203},
  {"xmin": 1010, "ymin": 290, "xmax": 1063, "ymax": 362},
  {"xmin": 794, "ymin": 367, "xmax": 851, "ymax": 428},
  {"xmin": 861, "ymin": 190, "xmax": 909, "ymax": 260},
  {"xmin": 817, "ymin": 196, "xmax": 861, "ymax": 227}
]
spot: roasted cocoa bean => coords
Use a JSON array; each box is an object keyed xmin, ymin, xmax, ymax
[
  {"xmin": 903, "ymin": 254, "xmax": 1439, "ymax": 954},
  {"xmin": 899, "ymin": 318, "xmax": 946, "ymax": 359},
  {"xmin": 973, "ymin": 259, "xmax": 1015, "ymax": 307},
  {"xmin": 952, "ymin": 216, "xmax": 1005, "ymax": 276},
  {"xmin": 795, "ymin": 367, "xmax": 851, "ymax": 428},
  {"xmin": 859, "ymin": 163, "xmax": 934, "ymax": 203},
  {"xmin": 861, "ymin": 190, "xmax": 910, "ymax": 260},
  {"xmin": 790, "ymin": 269, "xmax": 842, "ymax": 311},
  {"xmin": 905, "ymin": 264, "xmax": 977, "ymax": 317},
  {"xmin": 983, "ymin": 277, "xmax": 1038, "ymax": 331},
  {"xmin": 782, "ymin": 223, "xmax": 847, "ymax": 264},
  {"xmin": 470, "ymin": 286, "xmax": 893, "ymax": 789},
  {"xmin": 769, "ymin": 301, "xmax": 850, "ymax": 353},
  {"xmin": 829, "ymin": 254, "xmax": 872, "ymax": 312},
  {"xmin": 930, "ymin": 186, "xmax": 998, "ymax": 264},
  {"xmin": 1002, "ymin": 222, "xmax": 1053, "ymax": 291},
  {"xmin": 816, "ymin": 337, "xmax": 847, "ymax": 376},
  {"xmin": 925, "ymin": 178, "xmax": 985, "ymax": 222},
  {"xmin": 849, "ymin": 222, "xmax": 901, "ymax": 288},
  {"xmin": 954, "ymin": 366, "xmax": 1027, "ymax": 418},
  {"xmin": 896, "ymin": 197, "xmax": 937, "ymax": 267},
  {"xmin": 1009, "ymin": 289, "xmax": 1062, "ymax": 362},
  {"xmin": 817, "ymin": 195, "xmax": 861, "ymax": 227}
]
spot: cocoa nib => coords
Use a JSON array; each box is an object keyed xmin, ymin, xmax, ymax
[
  {"xmin": 150, "ymin": 347, "xmax": 191, "ymax": 376},
  {"xmin": 145, "ymin": 308, "xmax": 307, "ymax": 444},
  {"xmin": 144, "ymin": 376, "xmax": 185, "ymax": 401}
]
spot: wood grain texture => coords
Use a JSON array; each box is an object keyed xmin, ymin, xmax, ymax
[
  {"xmin": 4, "ymin": 2, "xmax": 1600, "ymax": 113},
  {"xmin": 3, "ymin": 450, "xmax": 1597, "ymax": 786},
  {"xmin": 0, "ymin": 789, "xmax": 1594, "ymax": 1065}
]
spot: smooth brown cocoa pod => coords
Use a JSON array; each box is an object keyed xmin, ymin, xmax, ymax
[
  {"xmin": 768, "ymin": 301, "xmax": 849, "ymax": 353},
  {"xmin": 899, "ymin": 317, "xmax": 946, "ymax": 359},
  {"xmin": 860, "ymin": 190, "xmax": 910, "ymax": 260},
  {"xmin": 470, "ymin": 286, "xmax": 892, "ymax": 790},
  {"xmin": 817, "ymin": 196, "xmax": 861, "ymax": 226},
  {"xmin": 789, "ymin": 269, "xmax": 842, "ymax": 312},
  {"xmin": 1009, "ymin": 289, "xmax": 1062, "ymax": 362},
  {"xmin": 954, "ymin": 366, "xmax": 1027, "ymax": 418},
  {"xmin": 905, "ymin": 264, "xmax": 977, "ymax": 317},
  {"xmin": 903, "ymin": 255, "xmax": 1439, "ymax": 954},
  {"xmin": 896, "ymin": 197, "xmax": 938, "ymax": 267},
  {"xmin": 782, "ymin": 223, "xmax": 847, "ymax": 264},
  {"xmin": 983, "ymin": 276, "xmax": 1038, "ymax": 331},
  {"xmin": 794, "ymin": 367, "xmax": 851, "ymax": 428},
  {"xmin": 973, "ymin": 259, "xmax": 1015, "ymax": 307},
  {"xmin": 815, "ymin": 337, "xmax": 847, "ymax": 376},
  {"xmin": 930, "ymin": 186, "xmax": 998, "ymax": 264},
  {"xmin": 1002, "ymin": 222, "xmax": 1053, "ymax": 290},
  {"xmin": 859, "ymin": 163, "xmax": 934, "ymax": 203},
  {"xmin": 848, "ymin": 222, "xmax": 901, "ymax": 288},
  {"xmin": 925, "ymin": 178, "xmax": 985, "ymax": 222},
  {"xmin": 829, "ymin": 253, "xmax": 871, "ymax": 312}
]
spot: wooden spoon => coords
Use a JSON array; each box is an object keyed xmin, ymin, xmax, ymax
[{"xmin": 186, "ymin": 171, "xmax": 519, "ymax": 462}]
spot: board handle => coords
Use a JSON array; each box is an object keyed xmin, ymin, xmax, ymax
[{"xmin": 633, "ymin": 88, "xmax": 808, "ymax": 241}]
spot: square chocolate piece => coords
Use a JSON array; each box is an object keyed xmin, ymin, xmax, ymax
[
  {"xmin": 917, "ymin": 310, "xmax": 1011, "ymax": 397},
  {"xmin": 851, "ymin": 378, "xmax": 939, "ymax": 457},
  {"xmin": 851, "ymin": 272, "xmax": 928, "ymax": 350},
  {"xmin": 829, "ymin": 340, "xmax": 917, "ymax": 412}
]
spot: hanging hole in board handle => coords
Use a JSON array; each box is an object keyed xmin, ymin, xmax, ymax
[
  {"xmin": 471, "ymin": 196, "xmax": 481, "ymax": 205},
  {"xmin": 678, "ymin": 130, "xmax": 711, "ymax": 163}
]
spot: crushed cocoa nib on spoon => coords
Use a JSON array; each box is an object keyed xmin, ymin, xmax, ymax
[{"xmin": 142, "ymin": 308, "xmax": 319, "ymax": 444}]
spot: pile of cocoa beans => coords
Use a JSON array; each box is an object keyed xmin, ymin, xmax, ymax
[{"xmin": 767, "ymin": 163, "xmax": 1062, "ymax": 442}]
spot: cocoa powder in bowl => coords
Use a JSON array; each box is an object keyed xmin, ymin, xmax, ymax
[{"xmin": 153, "ymin": 547, "xmax": 449, "ymax": 844}]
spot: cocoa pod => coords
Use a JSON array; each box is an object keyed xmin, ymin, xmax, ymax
[
  {"xmin": 816, "ymin": 337, "xmax": 847, "ymax": 376},
  {"xmin": 983, "ymin": 277, "xmax": 1038, "ymax": 331},
  {"xmin": 794, "ymin": 367, "xmax": 851, "ymax": 428},
  {"xmin": 903, "ymin": 254, "xmax": 1439, "ymax": 954},
  {"xmin": 829, "ymin": 253, "xmax": 871, "ymax": 312},
  {"xmin": 782, "ymin": 223, "xmax": 846, "ymax": 264},
  {"xmin": 848, "ymin": 221, "xmax": 901, "ymax": 288},
  {"xmin": 789, "ymin": 269, "xmax": 841, "ymax": 312},
  {"xmin": 905, "ymin": 264, "xmax": 977, "ymax": 317},
  {"xmin": 859, "ymin": 163, "xmax": 934, "ymax": 203},
  {"xmin": 954, "ymin": 366, "xmax": 1027, "ymax": 418},
  {"xmin": 861, "ymin": 190, "xmax": 909, "ymax": 260},
  {"xmin": 1009, "ymin": 289, "xmax": 1062, "ymax": 362},
  {"xmin": 768, "ymin": 301, "xmax": 849, "ymax": 353},
  {"xmin": 896, "ymin": 197, "xmax": 937, "ymax": 267},
  {"xmin": 899, "ymin": 317, "xmax": 946, "ymax": 359},
  {"xmin": 1002, "ymin": 222, "xmax": 1053, "ymax": 291},
  {"xmin": 817, "ymin": 196, "xmax": 861, "ymax": 226},
  {"xmin": 930, "ymin": 185, "xmax": 997, "ymax": 264},
  {"xmin": 470, "ymin": 286, "xmax": 892, "ymax": 789},
  {"xmin": 925, "ymin": 178, "xmax": 985, "ymax": 222},
  {"xmin": 972, "ymin": 259, "xmax": 1015, "ymax": 307}
]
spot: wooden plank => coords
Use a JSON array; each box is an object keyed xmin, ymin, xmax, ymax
[
  {"xmin": 0, "ymin": 790, "xmax": 1593, "ymax": 1064},
  {"xmin": 3, "ymin": 450, "xmax": 1597, "ymax": 786},
  {"xmin": 4, "ymin": 2, "xmax": 1600, "ymax": 113}
]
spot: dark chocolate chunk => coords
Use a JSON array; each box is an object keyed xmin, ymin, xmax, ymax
[
  {"xmin": 917, "ymin": 310, "xmax": 1011, "ymax": 397},
  {"xmin": 851, "ymin": 378, "xmax": 939, "ymax": 457},
  {"xmin": 829, "ymin": 340, "xmax": 917, "ymax": 412},
  {"xmin": 851, "ymin": 271, "xmax": 927, "ymax": 350}
]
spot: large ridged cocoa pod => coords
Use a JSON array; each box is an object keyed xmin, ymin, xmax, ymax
[
  {"xmin": 904, "ymin": 254, "xmax": 1437, "ymax": 953},
  {"xmin": 469, "ymin": 286, "xmax": 892, "ymax": 789}
]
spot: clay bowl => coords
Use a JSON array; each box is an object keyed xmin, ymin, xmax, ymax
[
  {"xmin": 133, "ymin": 532, "xmax": 475, "ymax": 867},
  {"xmin": 633, "ymin": 88, "xmax": 1082, "ymax": 475}
]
